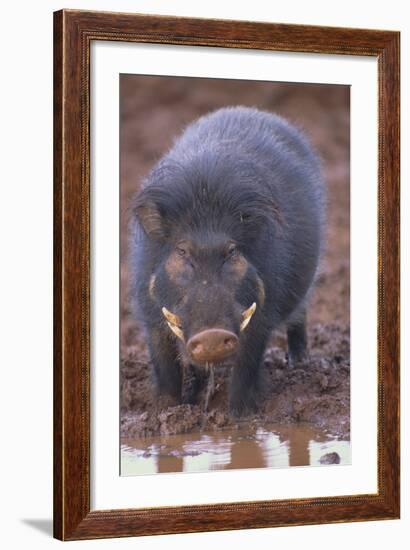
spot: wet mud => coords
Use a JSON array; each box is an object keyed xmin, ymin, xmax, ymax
[{"xmin": 121, "ymin": 322, "xmax": 350, "ymax": 441}]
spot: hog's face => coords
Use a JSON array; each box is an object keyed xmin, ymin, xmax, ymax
[{"xmin": 146, "ymin": 230, "xmax": 261, "ymax": 367}]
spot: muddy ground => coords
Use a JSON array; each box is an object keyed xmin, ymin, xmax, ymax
[{"xmin": 120, "ymin": 75, "xmax": 350, "ymax": 440}]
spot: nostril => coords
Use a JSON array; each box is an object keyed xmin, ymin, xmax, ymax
[
  {"xmin": 190, "ymin": 341, "xmax": 202, "ymax": 355},
  {"xmin": 189, "ymin": 339, "xmax": 197, "ymax": 349},
  {"xmin": 224, "ymin": 337, "xmax": 236, "ymax": 349}
]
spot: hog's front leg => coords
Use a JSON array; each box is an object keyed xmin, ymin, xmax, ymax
[
  {"xmin": 229, "ymin": 328, "xmax": 269, "ymax": 417},
  {"xmin": 287, "ymin": 306, "xmax": 308, "ymax": 366},
  {"xmin": 147, "ymin": 324, "xmax": 182, "ymax": 404}
]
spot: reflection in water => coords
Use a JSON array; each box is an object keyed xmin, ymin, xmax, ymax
[{"xmin": 121, "ymin": 423, "xmax": 350, "ymax": 476}]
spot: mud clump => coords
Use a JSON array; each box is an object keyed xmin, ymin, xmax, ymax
[{"xmin": 121, "ymin": 322, "xmax": 350, "ymax": 440}]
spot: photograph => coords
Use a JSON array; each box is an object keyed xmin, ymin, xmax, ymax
[{"xmin": 119, "ymin": 75, "xmax": 351, "ymax": 476}]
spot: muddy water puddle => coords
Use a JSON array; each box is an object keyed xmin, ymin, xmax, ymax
[{"xmin": 121, "ymin": 423, "xmax": 350, "ymax": 476}]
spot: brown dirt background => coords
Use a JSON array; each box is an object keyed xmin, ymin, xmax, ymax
[{"xmin": 120, "ymin": 75, "xmax": 350, "ymax": 439}]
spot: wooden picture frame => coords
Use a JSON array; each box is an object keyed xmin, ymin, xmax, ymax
[{"xmin": 53, "ymin": 9, "xmax": 400, "ymax": 541}]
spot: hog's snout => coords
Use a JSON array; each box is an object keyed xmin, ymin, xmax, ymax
[{"xmin": 187, "ymin": 329, "xmax": 238, "ymax": 364}]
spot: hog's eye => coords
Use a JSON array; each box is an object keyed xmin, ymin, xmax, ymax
[
  {"xmin": 227, "ymin": 244, "xmax": 237, "ymax": 258},
  {"xmin": 176, "ymin": 246, "xmax": 186, "ymax": 257}
]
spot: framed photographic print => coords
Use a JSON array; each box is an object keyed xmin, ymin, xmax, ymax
[{"xmin": 53, "ymin": 9, "xmax": 400, "ymax": 540}]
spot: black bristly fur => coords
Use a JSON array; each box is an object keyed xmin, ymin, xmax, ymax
[{"xmin": 129, "ymin": 106, "xmax": 325, "ymax": 416}]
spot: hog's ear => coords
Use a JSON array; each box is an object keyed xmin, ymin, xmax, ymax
[{"xmin": 134, "ymin": 200, "xmax": 167, "ymax": 240}]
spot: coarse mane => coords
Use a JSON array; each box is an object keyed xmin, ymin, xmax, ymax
[{"xmin": 134, "ymin": 149, "xmax": 280, "ymax": 244}]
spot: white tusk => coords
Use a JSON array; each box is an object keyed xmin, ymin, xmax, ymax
[
  {"xmin": 240, "ymin": 302, "xmax": 257, "ymax": 332},
  {"xmin": 165, "ymin": 321, "xmax": 184, "ymax": 341},
  {"xmin": 162, "ymin": 307, "xmax": 181, "ymax": 327},
  {"xmin": 162, "ymin": 307, "xmax": 184, "ymax": 341}
]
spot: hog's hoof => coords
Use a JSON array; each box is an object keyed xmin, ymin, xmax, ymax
[
  {"xmin": 155, "ymin": 393, "xmax": 181, "ymax": 410},
  {"xmin": 181, "ymin": 389, "xmax": 200, "ymax": 406},
  {"xmin": 286, "ymin": 351, "xmax": 310, "ymax": 369}
]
